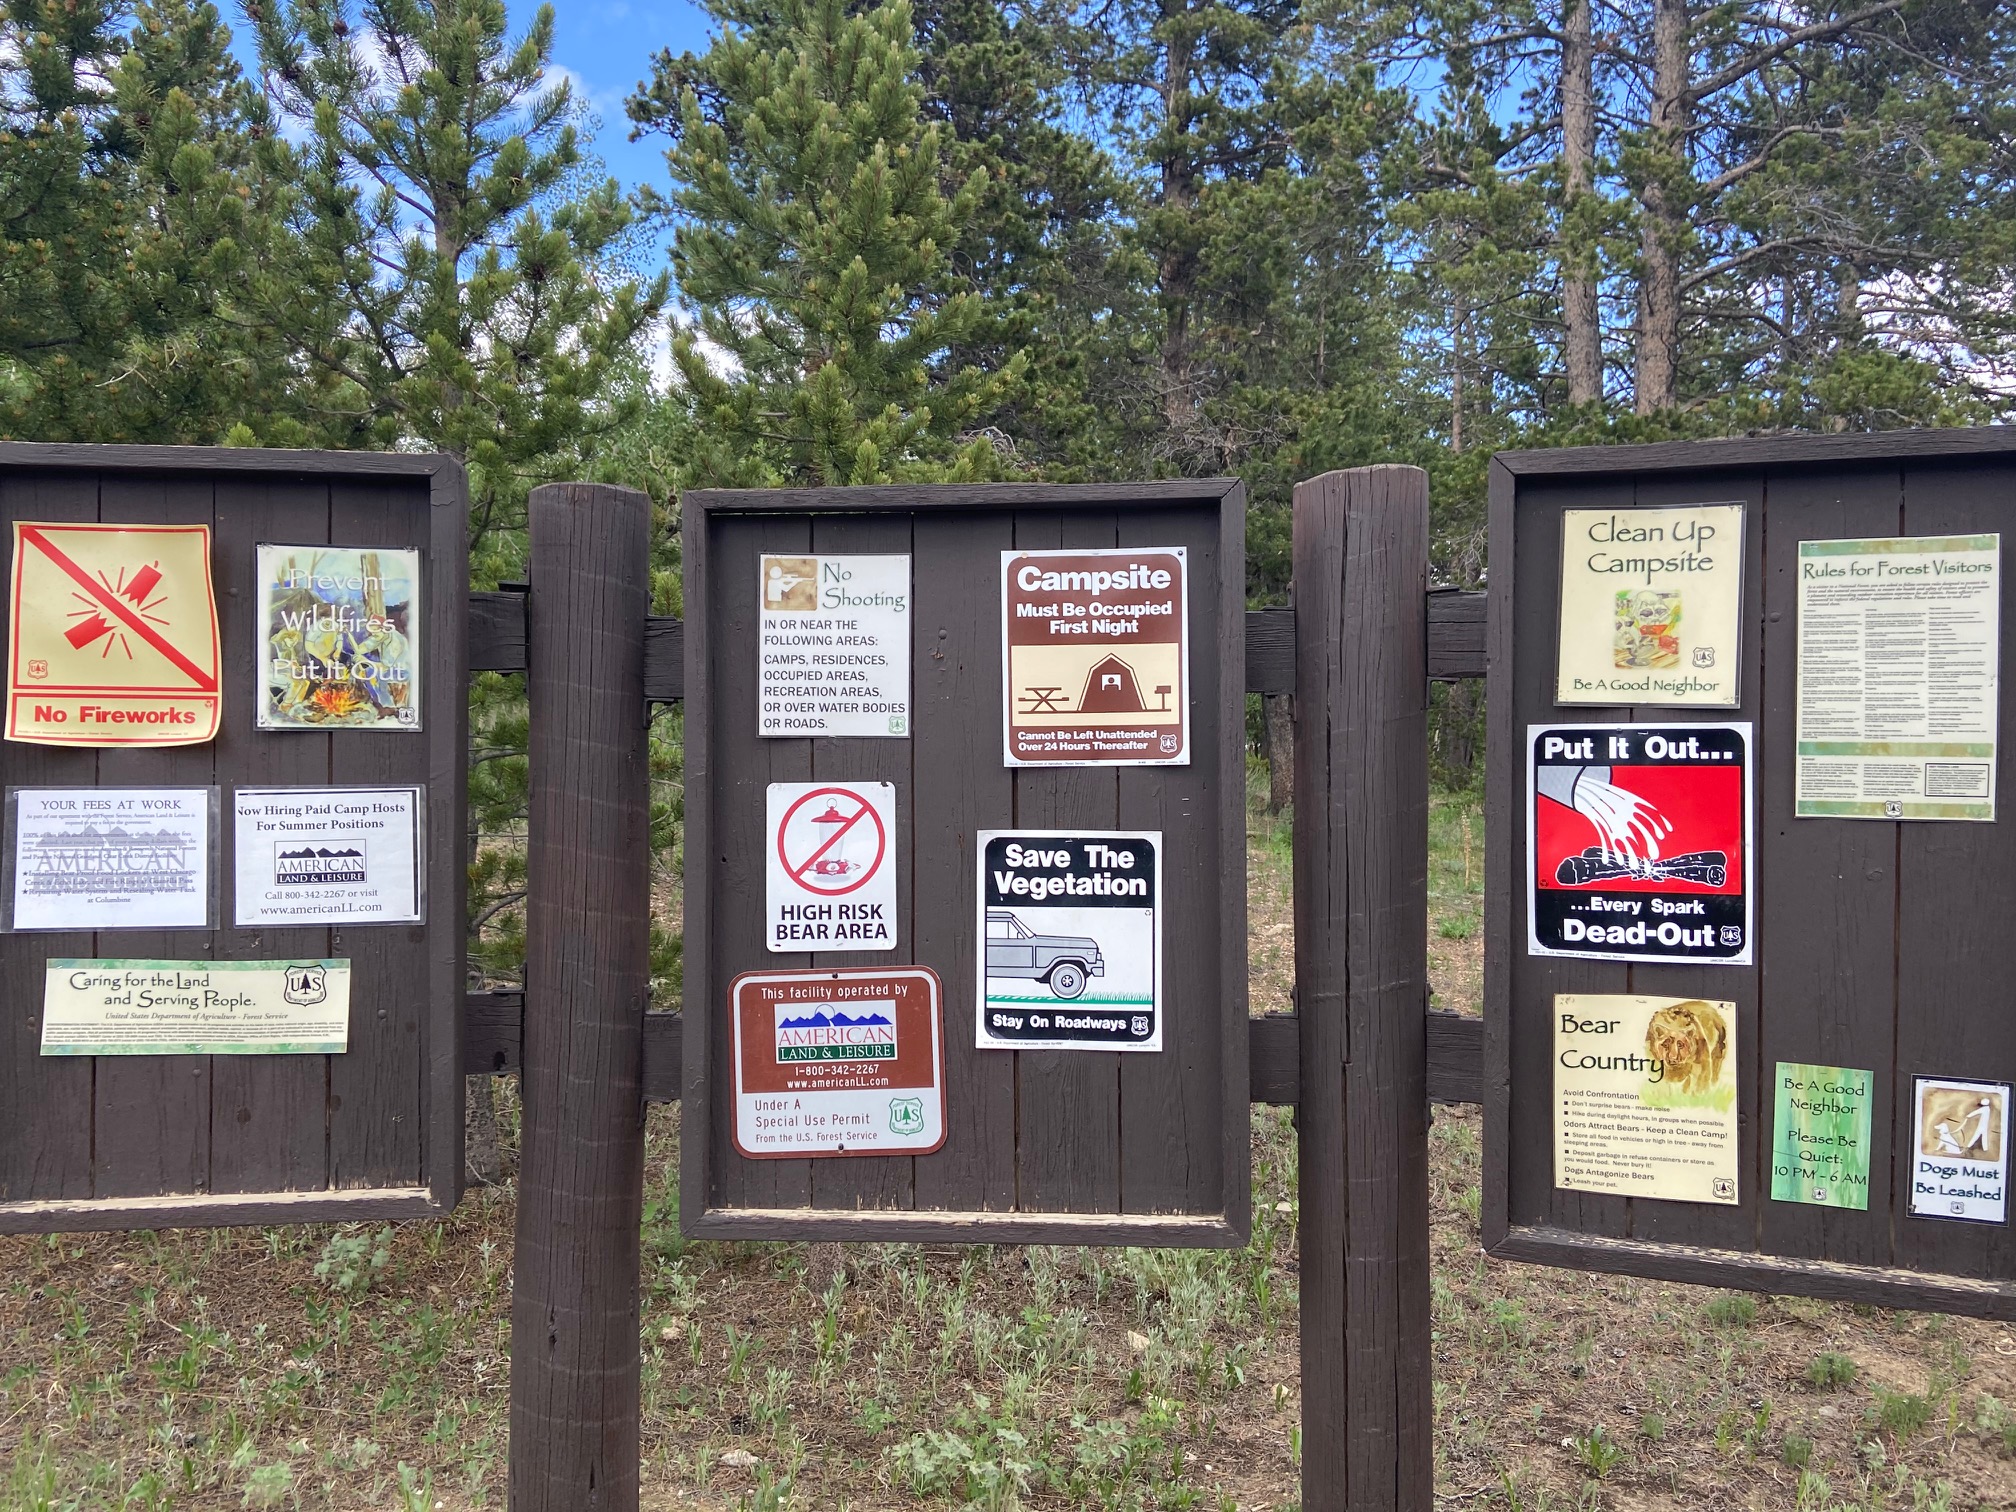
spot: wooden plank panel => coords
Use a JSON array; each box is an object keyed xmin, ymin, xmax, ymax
[
  {"xmin": 323, "ymin": 478, "xmax": 433, "ymax": 1188},
  {"xmin": 910, "ymin": 511, "xmax": 1017, "ymax": 1212},
  {"xmin": 208, "ymin": 475, "xmax": 333, "ymax": 1194},
  {"xmin": 469, "ymin": 590, "xmax": 529, "ymax": 672},
  {"xmin": 0, "ymin": 470, "xmax": 100, "ymax": 1201},
  {"xmin": 804, "ymin": 511, "xmax": 916, "ymax": 1212},
  {"xmin": 1893, "ymin": 459, "xmax": 2016, "ymax": 1280},
  {"xmin": 1755, "ymin": 465, "xmax": 1902, "ymax": 1267},
  {"xmin": 1427, "ymin": 590, "xmax": 1487, "ymax": 680},
  {"xmin": 643, "ymin": 617, "xmax": 682, "ymax": 701},
  {"xmin": 1622, "ymin": 470, "xmax": 1765, "ymax": 1253},
  {"xmin": 706, "ymin": 515, "xmax": 813, "ymax": 1212},
  {"xmin": 1504, "ymin": 472, "xmax": 1633, "ymax": 1240},
  {"xmin": 1498, "ymin": 426, "xmax": 2016, "ymax": 479},
  {"xmin": 1118, "ymin": 504, "xmax": 1230, "ymax": 1215},
  {"xmin": 1010, "ymin": 509, "xmax": 1122, "ymax": 1213},
  {"xmin": 88, "ymin": 470, "xmax": 216, "ymax": 1199}
]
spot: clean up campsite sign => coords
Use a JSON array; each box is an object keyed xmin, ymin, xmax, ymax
[{"xmin": 765, "ymin": 782, "xmax": 898, "ymax": 952}]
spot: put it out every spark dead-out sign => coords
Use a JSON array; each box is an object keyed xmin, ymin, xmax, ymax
[
  {"xmin": 1528, "ymin": 723, "xmax": 1752, "ymax": 965},
  {"xmin": 7, "ymin": 522, "xmax": 221, "ymax": 746},
  {"xmin": 765, "ymin": 781, "xmax": 898, "ymax": 951}
]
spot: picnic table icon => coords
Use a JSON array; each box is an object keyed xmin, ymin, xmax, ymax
[{"xmin": 1019, "ymin": 686, "xmax": 1067, "ymax": 713}]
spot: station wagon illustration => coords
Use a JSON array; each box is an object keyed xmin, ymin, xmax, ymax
[{"xmin": 984, "ymin": 909, "xmax": 1104, "ymax": 999}]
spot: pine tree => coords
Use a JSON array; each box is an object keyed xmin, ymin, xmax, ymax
[
  {"xmin": 0, "ymin": 0, "xmax": 300, "ymax": 441},
  {"xmin": 640, "ymin": 0, "xmax": 1028, "ymax": 488},
  {"xmin": 248, "ymin": 0, "xmax": 669, "ymax": 572}
]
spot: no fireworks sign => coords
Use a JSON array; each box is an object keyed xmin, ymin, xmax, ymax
[
  {"xmin": 1528, "ymin": 723, "xmax": 1753, "ymax": 965},
  {"xmin": 765, "ymin": 782, "xmax": 898, "ymax": 952}
]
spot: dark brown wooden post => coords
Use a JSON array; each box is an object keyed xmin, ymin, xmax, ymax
[
  {"xmin": 510, "ymin": 482, "xmax": 652, "ymax": 1511},
  {"xmin": 1292, "ymin": 466, "xmax": 1432, "ymax": 1510}
]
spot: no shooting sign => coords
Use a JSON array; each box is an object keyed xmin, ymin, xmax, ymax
[
  {"xmin": 765, "ymin": 782, "xmax": 898, "ymax": 952},
  {"xmin": 1528, "ymin": 723, "xmax": 1753, "ymax": 965}
]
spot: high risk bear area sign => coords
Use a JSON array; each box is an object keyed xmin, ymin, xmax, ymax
[
  {"xmin": 766, "ymin": 782, "xmax": 898, "ymax": 952},
  {"xmin": 7, "ymin": 522, "xmax": 221, "ymax": 745},
  {"xmin": 1528, "ymin": 723, "xmax": 1752, "ymax": 965}
]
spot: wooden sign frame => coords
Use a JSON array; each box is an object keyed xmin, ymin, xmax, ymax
[
  {"xmin": 681, "ymin": 482, "xmax": 1250, "ymax": 1245},
  {"xmin": 0, "ymin": 443, "xmax": 468, "ymax": 1233},
  {"xmin": 1485, "ymin": 427, "xmax": 2016, "ymax": 1318}
]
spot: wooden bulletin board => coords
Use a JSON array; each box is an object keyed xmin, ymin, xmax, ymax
[
  {"xmin": 1485, "ymin": 427, "xmax": 2016, "ymax": 1317},
  {"xmin": 681, "ymin": 482, "xmax": 1250, "ymax": 1245},
  {"xmin": 0, "ymin": 443, "xmax": 468, "ymax": 1233}
]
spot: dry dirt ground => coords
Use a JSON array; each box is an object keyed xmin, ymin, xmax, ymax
[{"xmin": 5, "ymin": 788, "xmax": 2016, "ymax": 1510}]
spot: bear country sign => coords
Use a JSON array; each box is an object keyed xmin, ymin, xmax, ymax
[
  {"xmin": 1528, "ymin": 723, "xmax": 1753, "ymax": 965},
  {"xmin": 1001, "ymin": 548, "xmax": 1188, "ymax": 766}
]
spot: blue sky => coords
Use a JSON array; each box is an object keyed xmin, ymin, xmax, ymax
[{"xmin": 225, "ymin": 0, "xmax": 716, "ymax": 209}]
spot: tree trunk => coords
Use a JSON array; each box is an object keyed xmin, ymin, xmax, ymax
[
  {"xmin": 1265, "ymin": 693, "xmax": 1293, "ymax": 812},
  {"xmin": 1634, "ymin": 0, "xmax": 1690, "ymax": 414},
  {"xmin": 1157, "ymin": 3, "xmax": 1200, "ymax": 437},
  {"xmin": 1561, "ymin": 0, "xmax": 1601, "ymax": 406}
]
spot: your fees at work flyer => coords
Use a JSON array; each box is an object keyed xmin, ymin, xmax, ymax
[
  {"xmin": 232, "ymin": 786, "xmax": 423, "ymax": 927},
  {"xmin": 1556, "ymin": 503, "xmax": 1744, "ymax": 707},
  {"xmin": 1528, "ymin": 723, "xmax": 1752, "ymax": 964},
  {"xmin": 8, "ymin": 787, "xmax": 212, "ymax": 932},
  {"xmin": 1910, "ymin": 1076, "xmax": 2011, "ymax": 1224},
  {"xmin": 730, "ymin": 966, "xmax": 945, "ymax": 1158},
  {"xmin": 758, "ymin": 554, "xmax": 911, "ymax": 738},
  {"xmin": 977, "ymin": 830, "xmax": 1162, "ymax": 1050},
  {"xmin": 7, "ymin": 521, "xmax": 221, "ymax": 746},
  {"xmin": 1555, "ymin": 995, "xmax": 1739, "ymax": 1205},
  {"xmin": 1796, "ymin": 535, "xmax": 1999, "ymax": 820},
  {"xmin": 257, "ymin": 546, "xmax": 421, "ymax": 731},
  {"xmin": 1771, "ymin": 1063, "xmax": 1873, "ymax": 1210},
  {"xmin": 41, "ymin": 958, "xmax": 351, "ymax": 1055},
  {"xmin": 1001, "ymin": 549, "xmax": 1188, "ymax": 766}
]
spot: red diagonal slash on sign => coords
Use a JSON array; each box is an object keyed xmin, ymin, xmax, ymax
[
  {"xmin": 788, "ymin": 802, "xmax": 869, "ymax": 883},
  {"xmin": 19, "ymin": 526, "xmax": 217, "ymax": 691}
]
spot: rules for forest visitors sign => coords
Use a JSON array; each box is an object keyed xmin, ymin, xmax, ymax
[
  {"xmin": 7, "ymin": 522, "xmax": 221, "ymax": 746},
  {"xmin": 765, "ymin": 781, "xmax": 898, "ymax": 952}
]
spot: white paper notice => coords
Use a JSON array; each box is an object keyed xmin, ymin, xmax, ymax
[
  {"xmin": 233, "ymin": 787, "xmax": 423, "ymax": 926},
  {"xmin": 9, "ymin": 787, "xmax": 211, "ymax": 931},
  {"xmin": 758, "ymin": 554, "xmax": 910, "ymax": 738},
  {"xmin": 1797, "ymin": 535, "xmax": 1999, "ymax": 820}
]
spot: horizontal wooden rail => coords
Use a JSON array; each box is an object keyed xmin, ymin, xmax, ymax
[
  {"xmin": 463, "ymin": 592, "xmax": 1488, "ymax": 691},
  {"xmin": 462, "ymin": 587, "xmax": 1488, "ymax": 1111},
  {"xmin": 464, "ymin": 993, "xmax": 1484, "ymax": 1106}
]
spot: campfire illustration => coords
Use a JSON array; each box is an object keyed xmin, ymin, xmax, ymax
[{"xmin": 1537, "ymin": 761, "xmax": 1724, "ymax": 886}]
